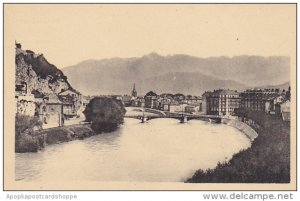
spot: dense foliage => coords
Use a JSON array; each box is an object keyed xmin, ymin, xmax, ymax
[
  {"xmin": 35, "ymin": 124, "xmax": 95, "ymax": 144},
  {"xmin": 15, "ymin": 114, "xmax": 42, "ymax": 139},
  {"xmin": 15, "ymin": 114, "xmax": 43, "ymax": 152},
  {"xmin": 83, "ymin": 97, "xmax": 126, "ymax": 133},
  {"xmin": 15, "ymin": 115, "xmax": 96, "ymax": 153},
  {"xmin": 187, "ymin": 110, "xmax": 290, "ymax": 183}
]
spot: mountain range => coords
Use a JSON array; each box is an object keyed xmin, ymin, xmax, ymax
[{"xmin": 62, "ymin": 53, "xmax": 290, "ymax": 95}]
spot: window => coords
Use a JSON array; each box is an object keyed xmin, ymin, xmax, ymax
[{"xmin": 42, "ymin": 106, "xmax": 46, "ymax": 113}]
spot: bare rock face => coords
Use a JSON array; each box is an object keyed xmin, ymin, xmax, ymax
[
  {"xmin": 49, "ymin": 79, "xmax": 70, "ymax": 94},
  {"xmin": 15, "ymin": 46, "xmax": 71, "ymax": 95}
]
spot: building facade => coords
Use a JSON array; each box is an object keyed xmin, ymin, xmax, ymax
[
  {"xmin": 279, "ymin": 100, "xmax": 290, "ymax": 121},
  {"xmin": 206, "ymin": 89, "xmax": 240, "ymax": 116},
  {"xmin": 169, "ymin": 102, "xmax": 187, "ymax": 113},
  {"xmin": 200, "ymin": 91, "xmax": 212, "ymax": 115},
  {"xmin": 58, "ymin": 88, "xmax": 82, "ymax": 115},
  {"xmin": 34, "ymin": 94, "xmax": 64, "ymax": 128},
  {"xmin": 144, "ymin": 91, "xmax": 158, "ymax": 109},
  {"xmin": 131, "ymin": 96, "xmax": 145, "ymax": 107},
  {"xmin": 240, "ymin": 89, "xmax": 281, "ymax": 112}
]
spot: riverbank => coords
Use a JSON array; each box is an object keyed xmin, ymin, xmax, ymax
[
  {"xmin": 222, "ymin": 118, "xmax": 258, "ymax": 141},
  {"xmin": 15, "ymin": 124, "xmax": 95, "ymax": 153},
  {"xmin": 187, "ymin": 111, "xmax": 290, "ymax": 183},
  {"xmin": 16, "ymin": 107, "xmax": 163, "ymax": 153}
]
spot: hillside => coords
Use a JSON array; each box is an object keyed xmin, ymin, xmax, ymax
[
  {"xmin": 15, "ymin": 44, "xmax": 72, "ymax": 95},
  {"xmin": 138, "ymin": 72, "xmax": 247, "ymax": 95},
  {"xmin": 62, "ymin": 53, "xmax": 290, "ymax": 95}
]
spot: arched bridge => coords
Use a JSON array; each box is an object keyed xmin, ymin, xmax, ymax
[{"xmin": 124, "ymin": 114, "xmax": 222, "ymax": 123}]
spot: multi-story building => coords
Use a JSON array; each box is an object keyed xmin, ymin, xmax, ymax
[
  {"xmin": 36, "ymin": 94, "xmax": 64, "ymax": 128},
  {"xmin": 206, "ymin": 89, "xmax": 240, "ymax": 116},
  {"xmin": 185, "ymin": 95, "xmax": 202, "ymax": 113},
  {"xmin": 240, "ymin": 89, "xmax": 280, "ymax": 112},
  {"xmin": 185, "ymin": 95, "xmax": 202, "ymax": 105},
  {"xmin": 160, "ymin": 98, "xmax": 172, "ymax": 111},
  {"xmin": 265, "ymin": 95, "xmax": 285, "ymax": 114},
  {"xmin": 278, "ymin": 100, "xmax": 290, "ymax": 121},
  {"xmin": 144, "ymin": 91, "xmax": 158, "ymax": 109},
  {"xmin": 131, "ymin": 96, "xmax": 145, "ymax": 107},
  {"xmin": 200, "ymin": 91, "xmax": 212, "ymax": 114},
  {"xmin": 58, "ymin": 88, "xmax": 82, "ymax": 115},
  {"xmin": 169, "ymin": 101, "xmax": 187, "ymax": 113},
  {"xmin": 185, "ymin": 104, "xmax": 200, "ymax": 114}
]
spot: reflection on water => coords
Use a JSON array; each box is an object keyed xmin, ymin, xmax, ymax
[{"xmin": 15, "ymin": 118, "xmax": 251, "ymax": 182}]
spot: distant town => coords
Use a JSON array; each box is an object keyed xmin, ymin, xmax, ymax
[
  {"xmin": 84, "ymin": 84, "xmax": 291, "ymax": 119},
  {"xmin": 16, "ymin": 77, "xmax": 291, "ymax": 129}
]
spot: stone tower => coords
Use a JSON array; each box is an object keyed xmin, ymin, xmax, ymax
[{"xmin": 15, "ymin": 40, "xmax": 22, "ymax": 49}]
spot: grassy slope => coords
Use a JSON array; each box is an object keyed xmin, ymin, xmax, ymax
[{"xmin": 186, "ymin": 111, "xmax": 290, "ymax": 183}]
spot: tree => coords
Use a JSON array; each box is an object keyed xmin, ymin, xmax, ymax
[
  {"xmin": 15, "ymin": 114, "xmax": 42, "ymax": 139},
  {"xmin": 83, "ymin": 97, "xmax": 126, "ymax": 133},
  {"xmin": 286, "ymin": 86, "xmax": 291, "ymax": 101},
  {"xmin": 15, "ymin": 114, "xmax": 43, "ymax": 152}
]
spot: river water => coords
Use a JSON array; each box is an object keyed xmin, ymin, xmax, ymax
[{"xmin": 15, "ymin": 118, "xmax": 251, "ymax": 182}]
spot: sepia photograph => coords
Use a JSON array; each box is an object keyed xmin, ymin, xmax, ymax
[{"xmin": 3, "ymin": 3, "xmax": 296, "ymax": 190}]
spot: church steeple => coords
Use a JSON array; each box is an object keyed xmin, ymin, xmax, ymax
[{"xmin": 131, "ymin": 83, "xmax": 137, "ymax": 97}]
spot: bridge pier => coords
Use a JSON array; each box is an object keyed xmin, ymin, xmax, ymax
[
  {"xmin": 208, "ymin": 118, "xmax": 221, "ymax": 124},
  {"xmin": 215, "ymin": 118, "xmax": 221, "ymax": 124},
  {"xmin": 180, "ymin": 116, "xmax": 187, "ymax": 123},
  {"xmin": 140, "ymin": 116, "xmax": 149, "ymax": 123}
]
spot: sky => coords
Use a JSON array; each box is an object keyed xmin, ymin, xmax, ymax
[{"xmin": 4, "ymin": 4, "xmax": 296, "ymax": 68}]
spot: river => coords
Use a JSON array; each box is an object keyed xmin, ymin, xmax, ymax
[{"xmin": 15, "ymin": 118, "xmax": 251, "ymax": 182}]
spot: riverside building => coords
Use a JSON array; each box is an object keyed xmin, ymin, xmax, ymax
[
  {"xmin": 240, "ymin": 89, "xmax": 280, "ymax": 112},
  {"xmin": 206, "ymin": 89, "xmax": 240, "ymax": 116}
]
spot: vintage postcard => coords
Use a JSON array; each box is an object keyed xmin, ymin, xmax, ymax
[{"xmin": 3, "ymin": 3, "xmax": 296, "ymax": 190}]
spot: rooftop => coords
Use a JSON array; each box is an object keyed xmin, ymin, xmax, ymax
[{"xmin": 211, "ymin": 89, "xmax": 239, "ymax": 96}]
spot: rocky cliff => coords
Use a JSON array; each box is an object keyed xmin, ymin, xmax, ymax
[{"xmin": 15, "ymin": 44, "xmax": 71, "ymax": 95}]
